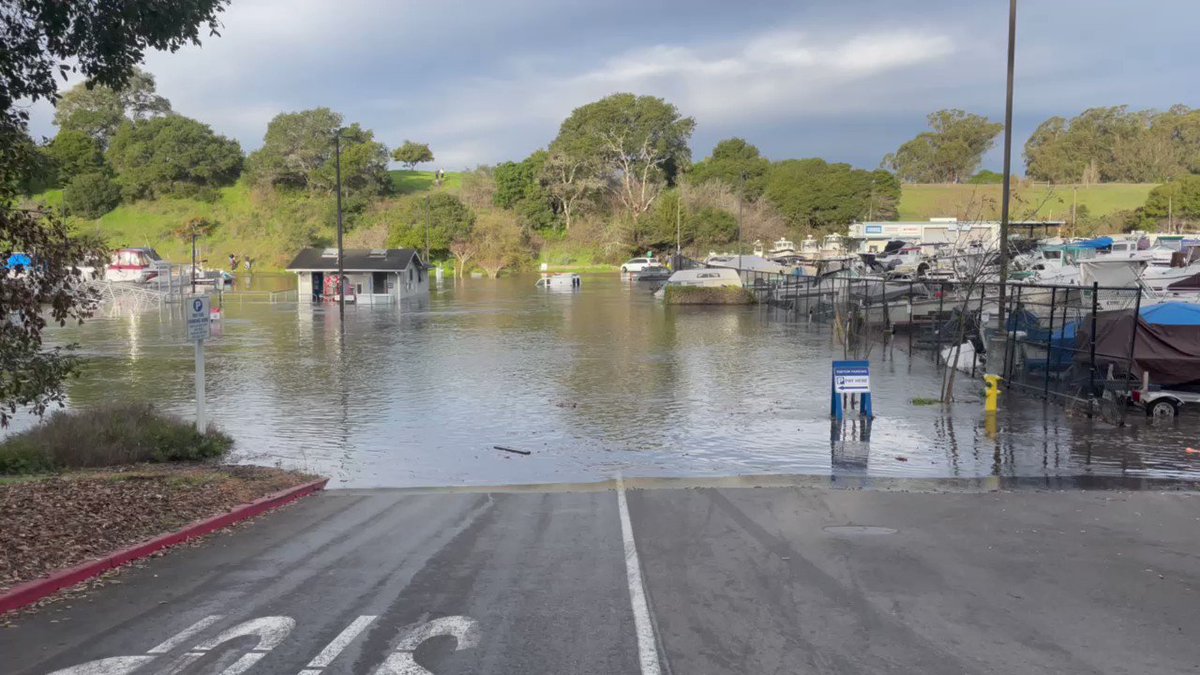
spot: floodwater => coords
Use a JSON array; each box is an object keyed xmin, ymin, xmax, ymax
[{"xmin": 11, "ymin": 274, "xmax": 1200, "ymax": 488}]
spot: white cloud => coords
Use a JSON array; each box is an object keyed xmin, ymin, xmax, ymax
[{"xmin": 394, "ymin": 28, "xmax": 957, "ymax": 164}]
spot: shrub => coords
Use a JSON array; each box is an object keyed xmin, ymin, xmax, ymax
[
  {"xmin": 0, "ymin": 402, "xmax": 233, "ymax": 474},
  {"xmin": 63, "ymin": 171, "xmax": 121, "ymax": 218}
]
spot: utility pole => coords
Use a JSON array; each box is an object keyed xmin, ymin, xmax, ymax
[
  {"xmin": 997, "ymin": 0, "xmax": 1018, "ymax": 335},
  {"xmin": 676, "ymin": 195, "xmax": 682, "ymax": 260},
  {"xmin": 190, "ymin": 232, "xmax": 197, "ymax": 295},
  {"xmin": 738, "ymin": 173, "xmax": 746, "ymax": 274},
  {"xmin": 335, "ymin": 129, "xmax": 345, "ymax": 322}
]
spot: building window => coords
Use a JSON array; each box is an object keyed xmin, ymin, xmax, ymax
[{"xmin": 409, "ymin": 268, "xmax": 414, "ymax": 282}]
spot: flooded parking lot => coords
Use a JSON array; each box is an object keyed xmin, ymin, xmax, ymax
[{"xmin": 13, "ymin": 274, "xmax": 1200, "ymax": 487}]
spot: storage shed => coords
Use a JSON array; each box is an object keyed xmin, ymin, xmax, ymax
[{"xmin": 286, "ymin": 248, "xmax": 428, "ymax": 303}]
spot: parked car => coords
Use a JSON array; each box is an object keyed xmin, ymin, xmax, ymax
[{"xmin": 620, "ymin": 257, "xmax": 656, "ymax": 273}]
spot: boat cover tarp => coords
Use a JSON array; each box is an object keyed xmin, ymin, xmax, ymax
[
  {"xmin": 1140, "ymin": 302, "xmax": 1200, "ymax": 326},
  {"xmin": 1074, "ymin": 236, "xmax": 1113, "ymax": 250},
  {"xmin": 1076, "ymin": 306, "xmax": 1200, "ymax": 386}
]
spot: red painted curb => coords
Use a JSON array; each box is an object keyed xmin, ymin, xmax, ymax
[{"xmin": 0, "ymin": 477, "xmax": 329, "ymax": 616}]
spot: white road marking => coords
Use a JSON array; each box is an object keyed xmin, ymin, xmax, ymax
[
  {"xmin": 302, "ymin": 614, "xmax": 378, "ymax": 672},
  {"xmin": 45, "ymin": 656, "xmax": 157, "ymax": 675},
  {"xmin": 176, "ymin": 615, "xmax": 296, "ymax": 675},
  {"xmin": 147, "ymin": 615, "xmax": 224, "ymax": 654},
  {"xmin": 616, "ymin": 474, "xmax": 662, "ymax": 675},
  {"xmin": 372, "ymin": 616, "xmax": 481, "ymax": 675}
]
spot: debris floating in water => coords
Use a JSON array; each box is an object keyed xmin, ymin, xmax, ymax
[
  {"xmin": 494, "ymin": 445, "xmax": 531, "ymax": 456},
  {"xmin": 895, "ymin": 456, "xmax": 909, "ymax": 462},
  {"xmin": 1186, "ymin": 447, "xmax": 1200, "ymax": 455}
]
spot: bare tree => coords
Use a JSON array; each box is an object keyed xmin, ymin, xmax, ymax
[
  {"xmin": 448, "ymin": 238, "xmax": 479, "ymax": 282},
  {"xmin": 542, "ymin": 151, "xmax": 603, "ymax": 231},
  {"xmin": 601, "ymin": 130, "xmax": 672, "ymax": 222}
]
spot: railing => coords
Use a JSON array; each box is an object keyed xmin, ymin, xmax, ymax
[{"xmin": 737, "ymin": 267, "xmax": 1146, "ymax": 413}]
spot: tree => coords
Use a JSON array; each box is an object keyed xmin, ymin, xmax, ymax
[
  {"xmin": 885, "ymin": 110, "xmax": 1003, "ymax": 183},
  {"xmin": 172, "ymin": 216, "xmax": 219, "ymax": 241},
  {"xmin": 688, "ymin": 138, "xmax": 771, "ymax": 200},
  {"xmin": 11, "ymin": 134, "xmax": 57, "ymax": 196},
  {"xmin": 493, "ymin": 150, "xmax": 556, "ymax": 230},
  {"xmin": 62, "ymin": 172, "xmax": 121, "ymax": 218},
  {"xmin": 475, "ymin": 210, "xmax": 530, "ymax": 278},
  {"xmin": 550, "ymin": 93, "xmax": 695, "ymax": 225},
  {"xmin": 0, "ymin": 0, "xmax": 227, "ymax": 426},
  {"xmin": 107, "ymin": 115, "xmax": 243, "ymax": 200},
  {"xmin": 46, "ymin": 130, "xmax": 105, "ymax": 184},
  {"xmin": 245, "ymin": 108, "xmax": 390, "ymax": 197},
  {"xmin": 392, "ymin": 141, "xmax": 434, "ymax": 170},
  {"xmin": 1022, "ymin": 106, "xmax": 1197, "ymax": 184},
  {"xmin": 967, "ymin": 170, "xmax": 1004, "ymax": 184},
  {"xmin": 53, "ymin": 68, "xmax": 173, "ymax": 147},
  {"xmin": 448, "ymin": 238, "xmax": 479, "ymax": 282},
  {"xmin": 542, "ymin": 149, "xmax": 602, "ymax": 231},
  {"xmin": 385, "ymin": 193, "xmax": 475, "ymax": 259},
  {"xmin": 1142, "ymin": 176, "xmax": 1200, "ymax": 231},
  {"xmin": 765, "ymin": 160, "xmax": 899, "ymax": 231}
]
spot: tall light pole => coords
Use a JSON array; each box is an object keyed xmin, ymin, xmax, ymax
[
  {"xmin": 997, "ymin": 0, "xmax": 1018, "ymax": 334},
  {"xmin": 424, "ymin": 194, "xmax": 431, "ymax": 266},
  {"xmin": 737, "ymin": 172, "xmax": 746, "ymax": 274},
  {"xmin": 190, "ymin": 231, "xmax": 197, "ymax": 295},
  {"xmin": 334, "ymin": 129, "xmax": 345, "ymax": 322}
]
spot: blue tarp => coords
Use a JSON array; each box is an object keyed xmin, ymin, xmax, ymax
[
  {"xmin": 5, "ymin": 253, "xmax": 32, "ymax": 270},
  {"xmin": 1140, "ymin": 302, "xmax": 1200, "ymax": 327},
  {"xmin": 1073, "ymin": 236, "xmax": 1113, "ymax": 250}
]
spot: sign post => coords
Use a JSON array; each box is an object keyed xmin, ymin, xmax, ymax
[
  {"xmin": 831, "ymin": 360, "xmax": 872, "ymax": 420},
  {"xmin": 186, "ymin": 296, "xmax": 212, "ymax": 433}
]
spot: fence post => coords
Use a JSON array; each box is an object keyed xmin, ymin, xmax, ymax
[
  {"xmin": 1121, "ymin": 287, "xmax": 1143, "ymax": 426},
  {"xmin": 1088, "ymin": 281, "xmax": 1099, "ymax": 417},
  {"xmin": 1005, "ymin": 284, "xmax": 1023, "ymax": 382},
  {"xmin": 935, "ymin": 282, "xmax": 945, "ymax": 366},
  {"xmin": 1043, "ymin": 286, "xmax": 1057, "ymax": 399}
]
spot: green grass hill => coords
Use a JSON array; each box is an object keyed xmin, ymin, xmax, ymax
[
  {"xmin": 36, "ymin": 170, "xmax": 460, "ymax": 270},
  {"xmin": 897, "ymin": 183, "xmax": 1153, "ymax": 222}
]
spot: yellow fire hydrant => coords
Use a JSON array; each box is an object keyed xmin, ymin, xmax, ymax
[{"xmin": 983, "ymin": 374, "xmax": 1002, "ymax": 412}]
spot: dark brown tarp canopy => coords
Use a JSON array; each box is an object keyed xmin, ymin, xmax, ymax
[{"xmin": 1077, "ymin": 309, "xmax": 1200, "ymax": 387}]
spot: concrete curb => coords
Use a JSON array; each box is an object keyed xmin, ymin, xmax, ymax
[{"xmin": 0, "ymin": 477, "xmax": 328, "ymax": 616}]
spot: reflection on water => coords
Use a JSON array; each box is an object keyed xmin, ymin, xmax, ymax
[{"xmin": 12, "ymin": 274, "xmax": 1200, "ymax": 487}]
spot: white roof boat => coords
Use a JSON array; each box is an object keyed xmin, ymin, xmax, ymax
[
  {"xmin": 535, "ymin": 273, "xmax": 581, "ymax": 289},
  {"xmin": 653, "ymin": 267, "xmax": 743, "ymax": 298},
  {"xmin": 704, "ymin": 254, "xmax": 789, "ymax": 275}
]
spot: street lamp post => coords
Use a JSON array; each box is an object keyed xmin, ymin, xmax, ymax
[
  {"xmin": 190, "ymin": 232, "xmax": 197, "ymax": 295},
  {"xmin": 997, "ymin": 0, "xmax": 1018, "ymax": 335},
  {"xmin": 335, "ymin": 129, "xmax": 345, "ymax": 322}
]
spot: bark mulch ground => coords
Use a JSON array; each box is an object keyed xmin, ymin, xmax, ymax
[{"xmin": 0, "ymin": 464, "xmax": 315, "ymax": 595}]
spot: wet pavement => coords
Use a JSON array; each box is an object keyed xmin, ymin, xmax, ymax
[
  {"xmin": 12, "ymin": 274, "xmax": 1200, "ymax": 487},
  {"xmin": 5, "ymin": 480, "xmax": 1198, "ymax": 674}
]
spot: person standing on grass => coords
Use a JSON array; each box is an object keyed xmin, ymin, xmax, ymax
[{"xmin": 228, "ymin": 253, "xmax": 237, "ymax": 271}]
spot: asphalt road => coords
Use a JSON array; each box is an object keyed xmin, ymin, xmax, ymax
[{"xmin": 3, "ymin": 480, "xmax": 1198, "ymax": 674}]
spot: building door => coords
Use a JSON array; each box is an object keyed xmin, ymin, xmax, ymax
[
  {"xmin": 372, "ymin": 272, "xmax": 388, "ymax": 295},
  {"xmin": 312, "ymin": 272, "xmax": 324, "ymax": 301}
]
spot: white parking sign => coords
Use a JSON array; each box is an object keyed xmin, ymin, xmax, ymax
[{"xmin": 187, "ymin": 296, "xmax": 211, "ymax": 341}]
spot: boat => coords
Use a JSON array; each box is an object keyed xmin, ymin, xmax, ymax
[
  {"xmin": 634, "ymin": 263, "xmax": 671, "ymax": 282},
  {"xmin": 653, "ymin": 268, "xmax": 742, "ymax": 299},
  {"xmin": 535, "ymin": 273, "xmax": 581, "ymax": 289},
  {"xmin": 766, "ymin": 238, "xmax": 797, "ymax": 260},
  {"xmin": 106, "ymin": 247, "xmax": 171, "ymax": 283},
  {"xmin": 703, "ymin": 253, "xmax": 789, "ymax": 275}
]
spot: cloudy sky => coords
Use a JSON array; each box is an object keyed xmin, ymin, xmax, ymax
[{"xmin": 26, "ymin": 0, "xmax": 1200, "ymax": 172}]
